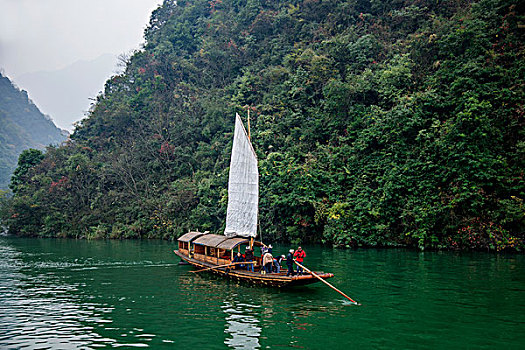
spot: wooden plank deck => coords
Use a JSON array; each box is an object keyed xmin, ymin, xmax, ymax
[{"xmin": 174, "ymin": 250, "xmax": 334, "ymax": 288}]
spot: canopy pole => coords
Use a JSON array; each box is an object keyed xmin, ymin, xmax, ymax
[
  {"xmin": 294, "ymin": 260, "xmax": 358, "ymax": 305},
  {"xmin": 258, "ymin": 218, "xmax": 263, "ymax": 245}
]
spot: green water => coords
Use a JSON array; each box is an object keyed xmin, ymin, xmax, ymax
[{"xmin": 0, "ymin": 237, "xmax": 524, "ymax": 349}]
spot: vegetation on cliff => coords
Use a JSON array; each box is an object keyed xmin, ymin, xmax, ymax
[
  {"xmin": 0, "ymin": 72, "xmax": 66, "ymax": 189},
  {"xmin": 1, "ymin": 0, "xmax": 524, "ymax": 250}
]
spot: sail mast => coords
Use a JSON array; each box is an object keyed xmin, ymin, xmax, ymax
[
  {"xmin": 247, "ymin": 109, "xmax": 251, "ymax": 140},
  {"xmin": 247, "ymin": 109, "xmax": 253, "ymax": 249}
]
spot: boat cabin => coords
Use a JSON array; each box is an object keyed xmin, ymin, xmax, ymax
[
  {"xmin": 175, "ymin": 231, "xmax": 337, "ymax": 288},
  {"xmin": 177, "ymin": 232, "xmax": 265, "ymax": 270}
]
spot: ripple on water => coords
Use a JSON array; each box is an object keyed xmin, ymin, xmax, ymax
[{"xmin": 1, "ymin": 238, "xmax": 524, "ymax": 350}]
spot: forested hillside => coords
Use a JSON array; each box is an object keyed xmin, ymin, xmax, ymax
[
  {"xmin": 2, "ymin": 0, "xmax": 523, "ymax": 251},
  {"xmin": 0, "ymin": 73, "xmax": 67, "ymax": 189}
]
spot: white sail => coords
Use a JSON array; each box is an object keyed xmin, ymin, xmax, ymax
[{"xmin": 224, "ymin": 113, "xmax": 259, "ymax": 238}]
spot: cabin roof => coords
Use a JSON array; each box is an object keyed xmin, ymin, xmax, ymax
[
  {"xmin": 192, "ymin": 234, "xmax": 265, "ymax": 250},
  {"xmin": 177, "ymin": 231, "xmax": 206, "ymax": 243},
  {"xmin": 216, "ymin": 237, "xmax": 249, "ymax": 250},
  {"xmin": 193, "ymin": 234, "xmax": 229, "ymax": 247}
]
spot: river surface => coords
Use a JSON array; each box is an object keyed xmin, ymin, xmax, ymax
[{"xmin": 0, "ymin": 236, "xmax": 524, "ymax": 349}]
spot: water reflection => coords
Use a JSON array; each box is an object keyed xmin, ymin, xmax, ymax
[
  {"xmin": 1, "ymin": 238, "xmax": 524, "ymax": 349},
  {"xmin": 0, "ymin": 242, "xmax": 117, "ymax": 349},
  {"xmin": 222, "ymin": 299, "xmax": 262, "ymax": 349}
]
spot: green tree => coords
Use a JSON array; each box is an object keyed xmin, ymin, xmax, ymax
[{"xmin": 9, "ymin": 149, "xmax": 45, "ymax": 195}]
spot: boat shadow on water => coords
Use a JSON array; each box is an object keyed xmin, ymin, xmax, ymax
[{"xmin": 181, "ymin": 265, "xmax": 328, "ymax": 298}]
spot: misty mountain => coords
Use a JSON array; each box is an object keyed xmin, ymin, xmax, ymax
[
  {"xmin": 15, "ymin": 53, "xmax": 118, "ymax": 131},
  {"xmin": 0, "ymin": 72, "xmax": 67, "ymax": 189}
]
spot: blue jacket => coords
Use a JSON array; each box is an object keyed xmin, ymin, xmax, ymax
[{"xmin": 286, "ymin": 252, "xmax": 294, "ymax": 266}]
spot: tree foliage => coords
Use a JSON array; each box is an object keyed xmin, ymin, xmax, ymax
[{"xmin": 2, "ymin": 0, "xmax": 524, "ymax": 251}]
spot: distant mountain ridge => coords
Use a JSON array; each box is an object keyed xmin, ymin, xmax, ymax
[
  {"xmin": 0, "ymin": 72, "xmax": 67, "ymax": 189},
  {"xmin": 15, "ymin": 53, "xmax": 118, "ymax": 130}
]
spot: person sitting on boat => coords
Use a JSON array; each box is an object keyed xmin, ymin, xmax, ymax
[
  {"xmin": 273, "ymin": 254, "xmax": 285, "ymax": 273},
  {"xmin": 294, "ymin": 246, "xmax": 306, "ymax": 275},
  {"xmin": 232, "ymin": 252, "xmax": 245, "ymax": 270},
  {"xmin": 244, "ymin": 248, "xmax": 254, "ymax": 272},
  {"xmin": 286, "ymin": 249, "xmax": 295, "ymax": 276},
  {"xmin": 263, "ymin": 251, "xmax": 274, "ymax": 274}
]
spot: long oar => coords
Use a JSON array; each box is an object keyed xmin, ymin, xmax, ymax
[
  {"xmin": 294, "ymin": 260, "xmax": 358, "ymax": 305},
  {"xmin": 190, "ymin": 261, "xmax": 254, "ymax": 273}
]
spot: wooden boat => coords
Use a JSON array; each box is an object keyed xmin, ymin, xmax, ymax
[
  {"xmin": 174, "ymin": 232, "xmax": 334, "ymax": 287},
  {"xmin": 174, "ymin": 113, "xmax": 335, "ymax": 287}
]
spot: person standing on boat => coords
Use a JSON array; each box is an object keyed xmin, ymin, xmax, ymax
[
  {"xmin": 286, "ymin": 249, "xmax": 295, "ymax": 276},
  {"xmin": 294, "ymin": 246, "xmax": 306, "ymax": 275},
  {"xmin": 263, "ymin": 251, "xmax": 274, "ymax": 274},
  {"xmin": 244, "ymin": 248, "xmax": 254, "ymax": 272},
  {"xmin": 273, "ymin": 255, "xmax": 285, "ymax": 273},
  {"xmin": 232, "ymin": 252, "xmax": 245, "ymax": 270}
]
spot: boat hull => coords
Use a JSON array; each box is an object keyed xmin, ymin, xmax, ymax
[{"xmin": 174, "ymin": 250, "xmax": 334, "ymax": 288}]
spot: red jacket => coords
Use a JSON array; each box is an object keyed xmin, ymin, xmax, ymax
[{"xmin": 294, "ymin": 250, "xmax": 306, "ymax": 263}]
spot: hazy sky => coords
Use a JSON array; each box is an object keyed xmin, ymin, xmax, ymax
[{"xmin": 0, "ymin": 0, "xmax": 163, "ymax": 78}]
